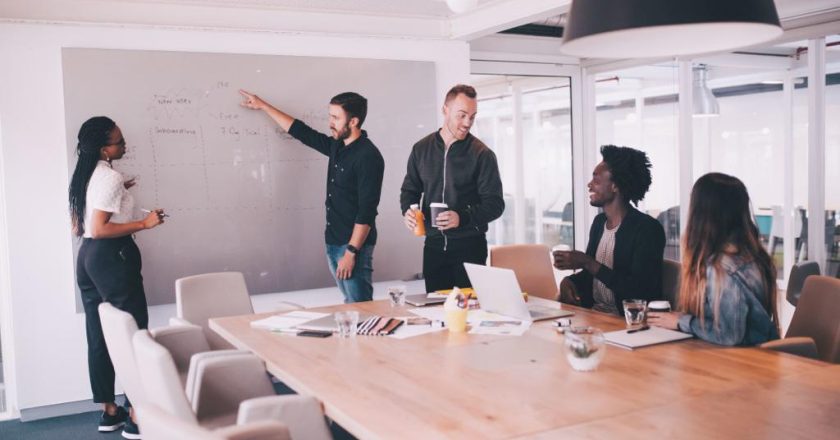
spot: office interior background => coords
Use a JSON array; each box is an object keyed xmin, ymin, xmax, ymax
[{"xmin": 1, "ymin": 0, "xmax": 839, "ymax": 425}]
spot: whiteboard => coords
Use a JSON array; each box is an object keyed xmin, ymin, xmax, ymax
[{"xmin": 63, "ymin": 48, "xmax": 434, "ymax": 306}]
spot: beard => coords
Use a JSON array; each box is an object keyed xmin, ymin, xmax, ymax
[
  {"xmin": 331, "ymin": 124, "xmax": 351, "ymax": 141},
  {"xmin": 445, "ymin": 121, "xmax": 468, "ymax": 140}
]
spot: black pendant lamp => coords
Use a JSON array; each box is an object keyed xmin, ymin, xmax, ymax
[{"xmin": 561, "ymin": 0, "xmax": 783, "ymax": 58}]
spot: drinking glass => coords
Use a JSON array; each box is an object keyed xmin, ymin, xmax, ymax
[
  {"xmin": 563, "ymin": 326, "xmax": 606, "ymax": 372},
  {"xmin": 622, "ymin": 299, "xmax": 648, "ymax": 328},
  {"xmin": 388, "ymin": 285, "xmax": 407, "ymax": 307},
  {"xmin": 334, "ymin": 311, "xmax": 359, "ymax": 338}
]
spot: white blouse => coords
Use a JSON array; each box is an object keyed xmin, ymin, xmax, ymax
[{"xmin": 83, "ymin": 161, "xmax": 136, "ymax": 238}]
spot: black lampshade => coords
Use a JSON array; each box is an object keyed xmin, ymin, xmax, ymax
[{"xmin": 561, "ymin": 0, "xmax": 783, "ymax": 58}]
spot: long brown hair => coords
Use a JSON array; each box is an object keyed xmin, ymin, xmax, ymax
[{"xmin": 678, "ymin": 173, "xmax": 778, "ymax": 330}]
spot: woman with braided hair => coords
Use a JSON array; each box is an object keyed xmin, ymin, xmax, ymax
[{"xmin": 69, "ymin": 116, "xmax": 165, "ymax": 438}]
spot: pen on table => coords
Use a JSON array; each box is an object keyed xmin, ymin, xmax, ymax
[
  {"xmin": 141, "ymin": 208, "xmax": 170, "ymax": 218},
  {"xmin": 627, "ymin": 325, "xmax": 650, "ymax": 334}
]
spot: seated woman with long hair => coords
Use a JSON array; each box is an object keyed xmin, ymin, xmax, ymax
[{"xmin": 648, "ymin": 173, "xmax": 779, "ymax": 346}]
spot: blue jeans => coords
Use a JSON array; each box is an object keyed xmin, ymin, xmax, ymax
[{"xmin": 325, "ymin": 244, "xmax": 374, "ymax": 303}]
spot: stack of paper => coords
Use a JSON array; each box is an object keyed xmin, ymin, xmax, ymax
[{"xmin": 250, "ymin": 311, "xmax": 329, "ymax": 331}]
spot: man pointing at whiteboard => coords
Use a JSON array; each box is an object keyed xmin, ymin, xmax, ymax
[{"xmin": 240, "ymin": 90, "xmax": 385, "ymax": 303}]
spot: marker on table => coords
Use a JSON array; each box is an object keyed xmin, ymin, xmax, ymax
[
  {"xmin": 627, "ymin": 325, "xmax": 650, "ymax": 334},
  {"xmin": 141, "ymin": 208, "xmax": 170, "ymax": 218}
]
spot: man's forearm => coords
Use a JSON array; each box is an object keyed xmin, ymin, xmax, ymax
[
  {"xmin": 348, "ymin": 224, "xmax": 372, "ymax": 249},
  {"xmin": 261, "ymin": 103, "xmax": 295, "ymax": 132}
]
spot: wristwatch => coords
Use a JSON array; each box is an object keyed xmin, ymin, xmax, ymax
[{"xmin": 346, "ymin": 244, "xmax": 359, "ymax": 255}]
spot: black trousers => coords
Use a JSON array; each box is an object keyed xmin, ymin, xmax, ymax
[
  {"xmin": 77, "ymin": 236, "xmax": 148, "ymax": 404},
  {"xmin": 423, "ymin": 235, "xmax": 488, "ymax": 293}
]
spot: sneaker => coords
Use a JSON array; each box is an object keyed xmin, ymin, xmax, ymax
[
  {"xmin": 121, "ymin": 417, "xmax": 141, "ymax": 439},
  {"xmin": 98, "ymin": 406, "xmax": 128, "ymax": 432}
]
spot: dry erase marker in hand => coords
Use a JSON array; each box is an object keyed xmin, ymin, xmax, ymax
[{"xmin": 141, "ymin": 208, "xmax": 170, "ymax": 218}]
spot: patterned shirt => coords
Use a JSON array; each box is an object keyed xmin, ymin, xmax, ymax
[{"xmin": 592, "ymin": 222, "xmax": 620, "ymax": 314}]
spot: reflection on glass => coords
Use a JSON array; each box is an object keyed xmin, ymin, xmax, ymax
[
  {"xmin": 471, "ymin": 76, "xmax": 574, "ymax": 250},
  {"xmin": 594, "ymin": 65, "xmax": 679, "ymax": 260}
]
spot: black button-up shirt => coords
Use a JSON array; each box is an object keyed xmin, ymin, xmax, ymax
[{"xmin": 288, "ymin": 120, "xmax": 385, "ymax": 246}]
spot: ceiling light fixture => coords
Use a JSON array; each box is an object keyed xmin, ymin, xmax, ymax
[
  {"xmin": 693, "ymin": 65, "xmax": 719, "ymax": 118},
  {"xmin": 560, "ymin": 0, "xmax": 783, "ymax": 59}
]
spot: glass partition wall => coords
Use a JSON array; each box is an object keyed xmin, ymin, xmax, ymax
[{"xmin": 471, "ymin": 75, "xmax": 575, "ymax": 251}]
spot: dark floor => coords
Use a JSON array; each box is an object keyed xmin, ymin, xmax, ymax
[
  {"xmin": 0, "ymin": 410, "xmax": 114, "ymax": 440},
  {"xmin": 0, "ymin": 410, "xmax": 356, "ymax": 440}
]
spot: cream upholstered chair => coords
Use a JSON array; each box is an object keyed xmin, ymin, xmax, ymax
[
  {"xmin": 99, "ymin": 303, "xmax": 147, "ymax": 407},
  {"xmin": 661, "ymin": 259, "xmax": 681, "ymax": 308},
  {"xmin": 175, "ymin": 272, "xmax": 302, "ymax": 350},
  {"xmin": 762, "ymin": 276, "xmax": 840, "ymax": 363},
  {"xmin": 136, "ymin": 402, "xmax": 291, "ymax": 440},
  {"xmin": 103, "ymin": 302, "xmax": 244, "ymax": 387},
  {"xmin": 490, "ymin": 244, "xmax": 559, "ymax": 300},
  {"xmin": 132, "ymin": 329, "xmax": 332, "ymax": 439}
]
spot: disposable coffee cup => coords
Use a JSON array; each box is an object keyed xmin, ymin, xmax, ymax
[
  {"xmin": 648, "ymin": 300, "xmax": 671, "ymax": 313},
  {"xmin": 429, "ymin": 203, "xmax": 448, "ymax": 229}
]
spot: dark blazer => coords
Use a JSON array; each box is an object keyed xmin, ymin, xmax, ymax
[{"xmin": 567, "ymin": 206, "xmax": 666, "ymax": 313}]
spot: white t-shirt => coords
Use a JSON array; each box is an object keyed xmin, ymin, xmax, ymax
[
  {"xmin": 592, "ymin": 221, "xmax": 619, "ymax": 314},
  {"xmin": 83, "ymin": 161, "xmax": 135, "ymax": 238}
]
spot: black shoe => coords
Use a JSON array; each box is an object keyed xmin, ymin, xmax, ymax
[
  {"xmin": 98, "ymin": 406, "xmax": 128, "ymax": 432},
  {"xmin": 121, "ymin": 417, "xmax": 141, "ymax": 439}
]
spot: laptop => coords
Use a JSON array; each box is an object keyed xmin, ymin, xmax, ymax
[
  {"xmin": 295, "ymin": 312, "xmax": 374, "ymax": 333},
  {"xmin": 464, "ymin": 263, "xmax": 573, "ymax": 322},
  {"xmin": 404, "ymin": 294, "xmax": 447, "ymax": 307}
]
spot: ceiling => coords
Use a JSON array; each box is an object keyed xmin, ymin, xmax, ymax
[
  {"xmin": 110, "ymin": 0, "xmax": 497, "ymax": 18},
  {"xmin": 1, "ymin": 0, "xmax": 839, "ymax": 42}
]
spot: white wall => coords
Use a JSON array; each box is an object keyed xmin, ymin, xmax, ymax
[{"xmin": 0, "ymin": 21, "xmax": 469, "ymax": 413}]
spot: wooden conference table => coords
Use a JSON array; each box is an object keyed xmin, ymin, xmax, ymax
[{"xmin": 210, "ymin": 299, "xmax": 839, "ymax": 440}]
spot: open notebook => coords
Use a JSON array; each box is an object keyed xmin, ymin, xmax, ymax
[{"xmin": 604, "ymin": 327, "xmax": 693, "ymax": 350}]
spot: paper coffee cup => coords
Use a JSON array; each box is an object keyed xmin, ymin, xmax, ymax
[
  {"xmin": 445, "ymin": 309, "xmax": 468, "ymax": 333},
  {"xmin": 429, "ymin": 202, "xmax": 448, "ymax": 228},
  {"xmin": 648, "ymin": 300, "xmax": 671, "ymax": 313}
]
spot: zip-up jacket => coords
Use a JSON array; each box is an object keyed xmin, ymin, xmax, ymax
[{"xmin": 400, "ymin": 131, "xmax": 504, "ymax": 250}]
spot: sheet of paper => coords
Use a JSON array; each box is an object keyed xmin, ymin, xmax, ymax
[
  {"xmin": 250, "ymin": 311, "xmax": 330, "ymax": 331},
  {"xmin": 409, "ymin": 307, "xmax": 485, "ymax": 324},
  {"xmin": 469, "ymin": 320, "xmax": 531, "ymax": 336},
  {"xmin": 388, "ymin": 323, "xmax": 446, "ymax": 340}
]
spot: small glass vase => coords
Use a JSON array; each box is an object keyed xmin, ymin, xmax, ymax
[{"xmin": 563, "ymin": 326, "xmax": 606, "ymax": 372}]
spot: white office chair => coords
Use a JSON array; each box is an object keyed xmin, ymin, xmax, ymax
[
  {"xmin": 99, "ymin": 303, "xmax": 147, "ymax": 406},
  {"xmin": 132, "ymin": 329, "xmax": 332, "ymax": 439},
  {"xmin": 175, "ymin": 272, "xmax": 303, "ymax": 350},
  {"xmin": 136, "ymin": 402, "xmax": 291, "ymax": 440}
]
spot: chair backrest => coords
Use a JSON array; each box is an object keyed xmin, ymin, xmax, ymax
[
  {"xmin": 136, "ymin": 403, "xmax": 290, "ymax": 440},
  {"xmin": 136, "ymin": 402, "xmax": 212, "ymax": 440},
  {"xmin": 786, "ymin": 276, "xmax": 840, "ymax": 363},
  {"xmin": 786, "ymin": 260, "xmax": 821, "ymax": 306},
  {"xmin": 489, "ymin": 244, "xmax": 558, "ymax": 300},
  {"xmin": 132, "ymin": 330, "xmax": 198, "ymax": 424},
  {"xmin": 98, "ymin": 303, "xmax": 146, "ymax": 405},
  {"xmin": 661, "ymin": 259, "xmax": 681, "ymax": 308},
  {"xmin": 176, "ymin": 272, "xmax": 254, "ymax": 349}
]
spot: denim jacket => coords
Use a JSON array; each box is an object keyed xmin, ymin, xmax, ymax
[{"xmin": 677, "ymin": 254, "xmax": 779, "ymax": 346}]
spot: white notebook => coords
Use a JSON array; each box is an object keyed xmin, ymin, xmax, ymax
[{"xmin": 604, "ymin": 327, "xmax": 693, "ymax": 350}]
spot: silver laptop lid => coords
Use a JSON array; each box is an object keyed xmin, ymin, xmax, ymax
[{"xmin": 464, "ymin": 263, "xmax": 533, "ymax": 322}]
